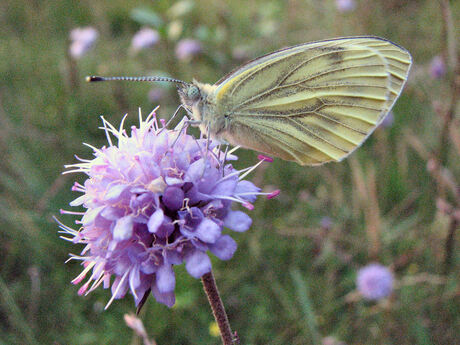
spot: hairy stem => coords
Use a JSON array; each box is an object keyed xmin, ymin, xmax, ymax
[{"xmin": 201, "ymin": 271, "xmax": 236, "ymax": 345}]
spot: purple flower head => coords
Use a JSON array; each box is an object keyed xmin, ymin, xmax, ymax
[
  {"xmin": 429, "ymin": 55, "xmax": 446, "ymax": 79},
  {"xmin": 69, "ymin": 27, "xmax": 98, "ymax": 59},
  {"xmin": 175, "ymin": 39, "xmax": 202, "ymax": 61},
  {"xmin": 58, "ymin": 109, "xmax": 276, "ymax": 308},
  {"xmin": 335, "ymin": 0, "xmax": 356, "ymax": 12},
  {"xmin": 131, "ymin": 27, "xmax": 160, "ymax": 53},
  {"xmin": 356, "ymin": 263, "xmax": 394, "ymax": 301}
]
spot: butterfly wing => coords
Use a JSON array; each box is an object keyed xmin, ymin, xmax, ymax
[{"xmin": 213, "ymin": 36, "xmax": 412, "ymax": 165}]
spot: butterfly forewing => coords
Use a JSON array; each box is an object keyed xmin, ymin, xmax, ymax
[{"xmin": 213, "ymin": 36, "xmax": 411, "ymax": 165}]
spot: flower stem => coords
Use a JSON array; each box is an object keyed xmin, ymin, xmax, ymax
[{"xmin": 201, "ymin": 271, "xmax": 235, "ymax": 345}]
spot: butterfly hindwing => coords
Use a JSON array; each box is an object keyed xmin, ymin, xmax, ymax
[{"xmin": 213, "ymin": 36, "xmax": 411, "ymax": 165}]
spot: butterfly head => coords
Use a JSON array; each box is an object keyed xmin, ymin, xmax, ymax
[
  {"xmin": 178, "ymin": 82, "xmax": 202, "ymax": 109},
  {"xmin": 178, "ymin": 81, "xmax": 221, "ymax": 133}
]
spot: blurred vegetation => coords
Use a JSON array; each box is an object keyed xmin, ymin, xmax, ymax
[{"xmin": 1, "ymin": 0, "xmax": 459, "ymax": 344}]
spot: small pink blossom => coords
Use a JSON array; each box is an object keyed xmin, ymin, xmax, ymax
[
  {"xmin": 357, "ymin": 263, "xmax": 394, "ymax": 300},
  {"xmin": 429, "ymin": 55, "xmax": 446, "ymax": 79},
  {"xmin": 131, "ymin": 28, "xmax": 160, "ymax": 52},
  {"xmin": 69, "ymin": 27, "xmax": 98, "ymax": 59},
  {"xmin": 335, "ymin": 0, "xmax": 356, "ymax": 12},
  {"xmin": 175, "ymin": 39, "xmax": 202, "ymax": 61}
]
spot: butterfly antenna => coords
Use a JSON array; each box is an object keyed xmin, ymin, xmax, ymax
[{"xmin": 86, "ymin": 75, "xmax": 189, "ymax": 86}]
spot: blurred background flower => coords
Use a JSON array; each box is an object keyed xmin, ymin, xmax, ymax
[
  {"xmin": 320, "ymin": 216, "xmax": 333, "ymax": 230},
  {"xmin": 429, "ymin": 55, "xmax": 446, "ymax": 79},
  {"xmin": 130, "ymin": 27, "xmax": 160, "ymax": 53},
  {"xmin": 356, "ymin": 263, "xmax": 394, "ymax": 301},
  {"xmin": 175, "ymin": 38, "xmax": 202, "ymax": 61},
  {"xmin": 69, "ymin": 26, "xmax": 98, "ymax": 59},
  {"xmin": 335, "ymin": 0, "xmax": 356, "ymax": 12}
]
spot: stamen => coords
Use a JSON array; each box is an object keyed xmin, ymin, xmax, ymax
[
  {"xmin": 266, "ymin": 189, "xmax": 280, "ymax": 199},
  {"xmin": 118, "ymin": 114, "xmax": 129, "ymax": 136},
  {"xmin": 227, "ymin": 145, "xmax": 240, "ymax": 155},
  {"xmin": 78, "ymin": 281, "xmax": 91, "ymax": 295},
  {"xmin": 239, "ymin": 159, "xmax": 265, "ymax": 180},
  {"xmin": 105, "ymin": 270, "xmax": 129, "ymax": 310},
  {"xmin": 73, "ymin": 155, "xmax": 92, "ymax": 163},
  {"xmin": 82, "ymin": 142, "xmax": 103, "ymax": 154},
  {"xmin": 60, "ymin": 209, "xmax": 85, "ymax": 216},
  {"xmin": 72, "ymin": 261, "xmax": 96, "ymax": 285},
  {"xmin": 71, "ymin": 184, "xmax": 85, "ymax": 192},
  {"xmin": 87, "ymin": 273, "xmax": 106, "ymax": 294},
  {"xmin": 62, "ymin": 168, "xmax": 86, "ymax": 175},
  {"xmin": 242, "ymin": 202, "xmax": 254, "ymax": 210},
  {"xmin": 100, "ymin": 117, "xmax": 114, "ymax": 147},
  {"xmin": 258, "ymin": 154, "xmax": 274, "ymax": 163}
]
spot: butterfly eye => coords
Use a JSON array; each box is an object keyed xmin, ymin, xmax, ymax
[{"xmin": 187, "ymin": 85, "xmax": 200, "ymax": 101}]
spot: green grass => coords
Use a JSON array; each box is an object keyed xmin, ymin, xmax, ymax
[{"xmin": 0, "ymin": 0, "xmax": 459, "ymax": 344}]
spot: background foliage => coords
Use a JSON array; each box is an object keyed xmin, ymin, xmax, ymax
[{"xmin": 1, "ymin": 0, "xmax": 459, "ymax": 344}]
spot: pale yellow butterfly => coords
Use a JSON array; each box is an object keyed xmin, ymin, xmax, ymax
[{"xmin": 88, "ymin": 36, "xmax": 412, "ymax": 166}]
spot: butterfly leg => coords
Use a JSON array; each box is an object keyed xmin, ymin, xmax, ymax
[
  {"xmin": 186, "ymin": 119, "xmax": 202, "ymax": 127},
  {"xmin": 221, "ymin": 144, "xmax": 230, "ymax": 177},
  {"xmin": 170, "ymin": 117, "xmax": 190, "ymax": 148},
  {"xmin": 162, "ymin": 104, "xmax": 186, "ymax": 129},
  {"xmin": 200, "ymin": 123, "xmax": 212, "ymax": 178}
]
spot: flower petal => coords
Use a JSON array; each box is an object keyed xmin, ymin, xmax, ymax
[
  {"xmin": 111, "ymin": 275, "xmax": 129, "ymax": 299},
  {"xmin": 147, "ymin": 209, "xmax": 164, "ymax": 234},
  {"xmin": 151, "ymin": 283, "xmax": 175, "ymax": 307},
  {"xmin": 224, "ymin": 210, "xmax": 252, "ymax": 232},
  {"xmin": 156, "ymin": 264, "xmax": 175, "ymax": 293},
  {"xmin": 164, "ymin": 248, "xmax": 182, "ymax": 265},
  {"xmin": 113, "ymin": 215, "xmax": 134, "ymax": 240},
  {"xmin": 235, "ymin": 180, "xmax": 260, "ymax": 202},
  {"xmin": 100, "ymin": 206, "xmax": 124, "ymax": 221},
  {"xmin": 69, "ymin": 194, "xmax": 88, "ymax": 207},
  {"xmin": 81, "ymin": 205, "xmax": 105, "ymax": 226},
  {"xmin": 163, "ymin": 186, "xmax": 185, "ymax": 211},
  {"xmin": 185, "ymin": 250, "xmax": 211, "ymax": 278},
  {"xmin": 209, "ymin": 235, "xmax": 237, "ymax": 260},
  {"xmin": 196, "ymin": 218, "xmax": 221, "ymax": 243},
  {"xmin": 156, "ymin": 216, "xmax": 175, "ymax": 238},
  {"xmin": 129, "ymin": 266, "xmax": 141, "ymax": 293},
  {"xmin": 210, "ymin": 176, "xmax": 238, "ymax": 196},
  {"xmin": 104, "ymin": 184, "xmax": 128, "ymax": 202}
]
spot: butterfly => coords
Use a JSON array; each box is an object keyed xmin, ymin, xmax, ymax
[{"xmin": 88, "ymin": 36, "xmax": 412, "ymax": 166}]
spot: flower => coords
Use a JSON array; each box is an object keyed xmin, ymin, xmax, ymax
[
  {"xmin": 131, "ymin": 27, "xmax": 160, "ymax": 53},
  {"xmin": 175, "ymin": 38, "xmax": 202, "ymax": 61},
  {"xmin": 429, "ymin": 55, "xmax": 446, "ymax": 79},
  {"xmin": 58, "ymin": 108, "xmax": 276, "ymax": 308},
  {"xmin": 69, "ymin": 27, "xmax": 98, "ymax": 59},
  {"xmin": 356, "ymin": 263, "xmax": 394, "ymax": 300},
  {"xmin": 335, "ymin": 0, "xmax": 356, "ymax": 12},
  {"xmin": 320, "ymin": 216, "xmax": 333, "ymax": 230}
]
